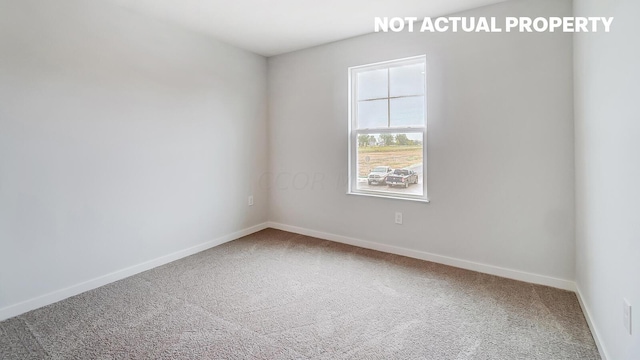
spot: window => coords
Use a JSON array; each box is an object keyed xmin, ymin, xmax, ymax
[{"xmin": 348, "ymin": 56, "xmax": 428, "ymax": 202}]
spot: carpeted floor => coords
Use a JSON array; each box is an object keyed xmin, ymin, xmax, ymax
[{"xmin": 1, "ymin": 229, "xmax": 600, "ymax": 359}]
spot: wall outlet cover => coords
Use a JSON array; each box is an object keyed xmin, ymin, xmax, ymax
[{"xmin": 395, "ymin": 212, "xmax": 402, "ymax": 225}]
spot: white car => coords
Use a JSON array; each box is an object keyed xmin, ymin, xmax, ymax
[{"xmin": 367, "ymin": 166, "xmax": 393, "ymax": 185}]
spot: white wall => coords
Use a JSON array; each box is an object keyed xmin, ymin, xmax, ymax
[
  {"xmin": 574, "ymin": 0, "xmax": 640, "ymax": 358},
  {"xmin": 268, "ymin": 0, "xmax": 575, "ymax": 284},
  {"xmin": 0, "ymin": 0, "xmax": 268, "ymax": 315}
]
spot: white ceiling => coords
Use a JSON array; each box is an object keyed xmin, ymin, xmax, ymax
[{"xmin": 111, "ymin": 0, "xmax": 507, "ymax": 57}]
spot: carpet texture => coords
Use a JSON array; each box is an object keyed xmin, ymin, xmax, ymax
[{"xmin": 1, "ymin": 229, "xmax": 600, "ymax": 359}]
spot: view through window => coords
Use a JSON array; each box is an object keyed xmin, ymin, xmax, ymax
[{"xmin": 349, "ymin": 56, "xmax": 427, "ymax": 201}]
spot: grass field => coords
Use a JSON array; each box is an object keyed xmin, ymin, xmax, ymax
[{"xmin": 357, "ymin": 145, "xmax": 423, "ymax": 177}]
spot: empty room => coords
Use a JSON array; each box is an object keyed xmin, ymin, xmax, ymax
[{"xmin": 0, "ymin": 0, "xmax": 638, "ymax": 359}]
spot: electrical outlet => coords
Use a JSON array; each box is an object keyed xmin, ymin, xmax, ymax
[
  {"xmin": 248, "ymin": 196, "xmax": 254, "ymax": 206},
  {"xmin": 623, "ymin": 298, "xmax": 632, "ymax": 335},
  {"xmin": 395, "ymin": 212, "xmax": 402, "ymax": 225}
]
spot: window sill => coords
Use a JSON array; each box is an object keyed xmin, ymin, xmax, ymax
[{"xmin": 347, "ymin": 190, "xmax": 430, "ymax": 203}]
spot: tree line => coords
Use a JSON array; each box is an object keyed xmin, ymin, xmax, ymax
[{"xmin": 358, "ymin": 134, "xmax": 421, "ymax": 147}]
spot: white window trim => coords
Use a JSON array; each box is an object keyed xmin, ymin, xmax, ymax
[{"xmin": 347, "ymin": 55, "xmax": 429, "ymax": 203}]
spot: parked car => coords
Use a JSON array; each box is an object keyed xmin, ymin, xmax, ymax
[
  {"xmin": 386, "ymin": 168, "xmax": 418, "ymax": 188},
  {"xmin": 367, "ymin": 166, "xmax": 393, "ymax": 185}
]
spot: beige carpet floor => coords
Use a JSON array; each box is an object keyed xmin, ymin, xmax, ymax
[{"xmin": 1, "ymin": 228, "xmax": 600, "ymax": 359}]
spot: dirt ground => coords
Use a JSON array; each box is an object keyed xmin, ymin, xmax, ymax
[{"xmin": 357, "ymin": 145, "xmax": 423, "ymax": 177}]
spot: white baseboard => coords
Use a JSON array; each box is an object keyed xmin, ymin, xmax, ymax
[
  {"xmin": 575, "ymin": 285, "xmax": 609, "ymax": 360},
  {"xmin": 0, "ymin": 222, "xmax": 268, "ymax": 322},
  {"xmin": 267, "ymin": 221, "xmax": 576, "ymax": 292}
]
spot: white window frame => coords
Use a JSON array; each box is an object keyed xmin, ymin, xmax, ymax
[{"xmin": 347, "ymin": 55, "xmax": 429, "ymax": 202}]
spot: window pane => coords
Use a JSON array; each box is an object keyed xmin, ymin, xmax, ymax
[
  {"xmin": 356, "ymin": 132, "xmax": 423, "ymax": 196},
  {"xmin": 390, "ymin": 63, "xmax": 425, "ymax": 97},
  {"xmin": 357, "ymin": 68, "xmax": 388, "ymax": 100},
  {"xmin": 357, "ymin": 99, "xmax": 388, "ymax": 129},
  {"xmin": 390, "ymin": 96, "xmax": 424, "ymax": 127}
]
